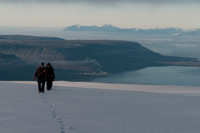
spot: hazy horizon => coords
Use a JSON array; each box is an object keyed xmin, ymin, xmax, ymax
[{"xmin": 0, "ymin": 24, "xmax": 199, "ymax": 30}]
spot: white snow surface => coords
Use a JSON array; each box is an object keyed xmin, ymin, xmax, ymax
[{"xmin": 1, "ymin": 81, "xmax": 200, "ymax": 133}]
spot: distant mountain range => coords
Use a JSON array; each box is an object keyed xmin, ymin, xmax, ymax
[
  {"xmin": 0, "ymin": 35, "xmax": 199, "ymax": 81},
  {"xmin": 63, "ymin": 24, "xmax": 200, "ymax": 35}
]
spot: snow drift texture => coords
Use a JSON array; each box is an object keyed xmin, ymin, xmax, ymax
[{"xmin": 1, "ymin": 81, "xmax": 200, "ymax": 133}]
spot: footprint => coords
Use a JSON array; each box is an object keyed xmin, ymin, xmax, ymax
[
  {"xmin": 41, "ymin": 95, "xmax": 71, "ymax": 133},
  {"xmin": 61, "ymin": 131, "xmax": 65, "ymax": 133}
]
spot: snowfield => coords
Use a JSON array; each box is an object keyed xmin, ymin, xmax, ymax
[{"xmin": 1, "ymin": 81, "xmax": 200, "ymax": 133}]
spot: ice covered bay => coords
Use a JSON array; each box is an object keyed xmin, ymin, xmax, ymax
[{"xmin": 1, "ymin": 81, "xmax": 200, "ymax": 133}]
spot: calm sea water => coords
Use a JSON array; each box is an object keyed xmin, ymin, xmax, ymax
[{"xmin": 93, "ymin": 66, "xmax": 200, "ymax": 87}]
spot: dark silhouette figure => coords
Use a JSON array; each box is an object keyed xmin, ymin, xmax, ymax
[
  {"xmin": 45, "ymin": 63, "xmax": 55, "ymax": 91},
  {"xmin": 33, "ymin": 62, "xmax": 46, "ymax": 93}
]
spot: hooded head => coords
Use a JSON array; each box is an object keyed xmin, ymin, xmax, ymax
[
  {"xmin": 46, "ymin": 63, "xmax": 51, "ymax": 67},
  {"xmin": 41, "ymin": 62, "xmax": 45, "ymax": 67}
]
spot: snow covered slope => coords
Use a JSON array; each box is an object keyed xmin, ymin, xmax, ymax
[{"xmin": 1, "ymin": 81, "xmax": 200, "ymax": 133}]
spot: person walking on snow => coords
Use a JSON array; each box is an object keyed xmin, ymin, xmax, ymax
[
  {"xmin": 45, "ymin": 63, "xmax": 55, "ymax": 91},
  {"xmin": 33, "ymin": 62, "xmax": 46, "ymax": 93}
]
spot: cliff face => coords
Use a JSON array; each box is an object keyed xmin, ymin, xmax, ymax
[
  {"xmin": 0, "ymin": 35, "xmax": 67, "ymax": 64},
  {"xmin": 0, "ymin": 44, "xmax": 64, "ymax": 63},
  {"xmin": 0, "ymin": 35, "xmax": 198, "ymax": 81}
]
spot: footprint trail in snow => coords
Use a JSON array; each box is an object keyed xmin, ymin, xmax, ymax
[{"xmin": 41, "ymin": 94, "xmax": 72, "ymax": 133}]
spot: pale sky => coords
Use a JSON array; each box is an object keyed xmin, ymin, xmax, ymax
[{"xmin": 0, "ymin": 0, "xmax": 200, "ymax": 29}]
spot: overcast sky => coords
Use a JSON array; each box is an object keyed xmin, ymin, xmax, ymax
[{"xmin": 0, "ymin": 0, "xmax": 200, "ymax": 29}]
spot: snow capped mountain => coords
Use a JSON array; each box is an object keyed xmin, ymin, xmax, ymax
[
  {"xmin": 64, "ymin": 24, "xmax": 200, "ymax": 35},
  {"xmin": 64, "ymin": 24, "xmax": 99, "ymax": 31},
  {"xmin": 63, "ymin": 24, "xmax": 134, "ymax": 32}
]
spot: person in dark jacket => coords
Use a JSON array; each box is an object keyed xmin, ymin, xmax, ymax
[
  {"xmin": 45, "ymin": 63, "xmax": 55, "ymax": 91},
  {"xmin": 33, "ymin": 62, "xmax": 46, "ymax": 93}
]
